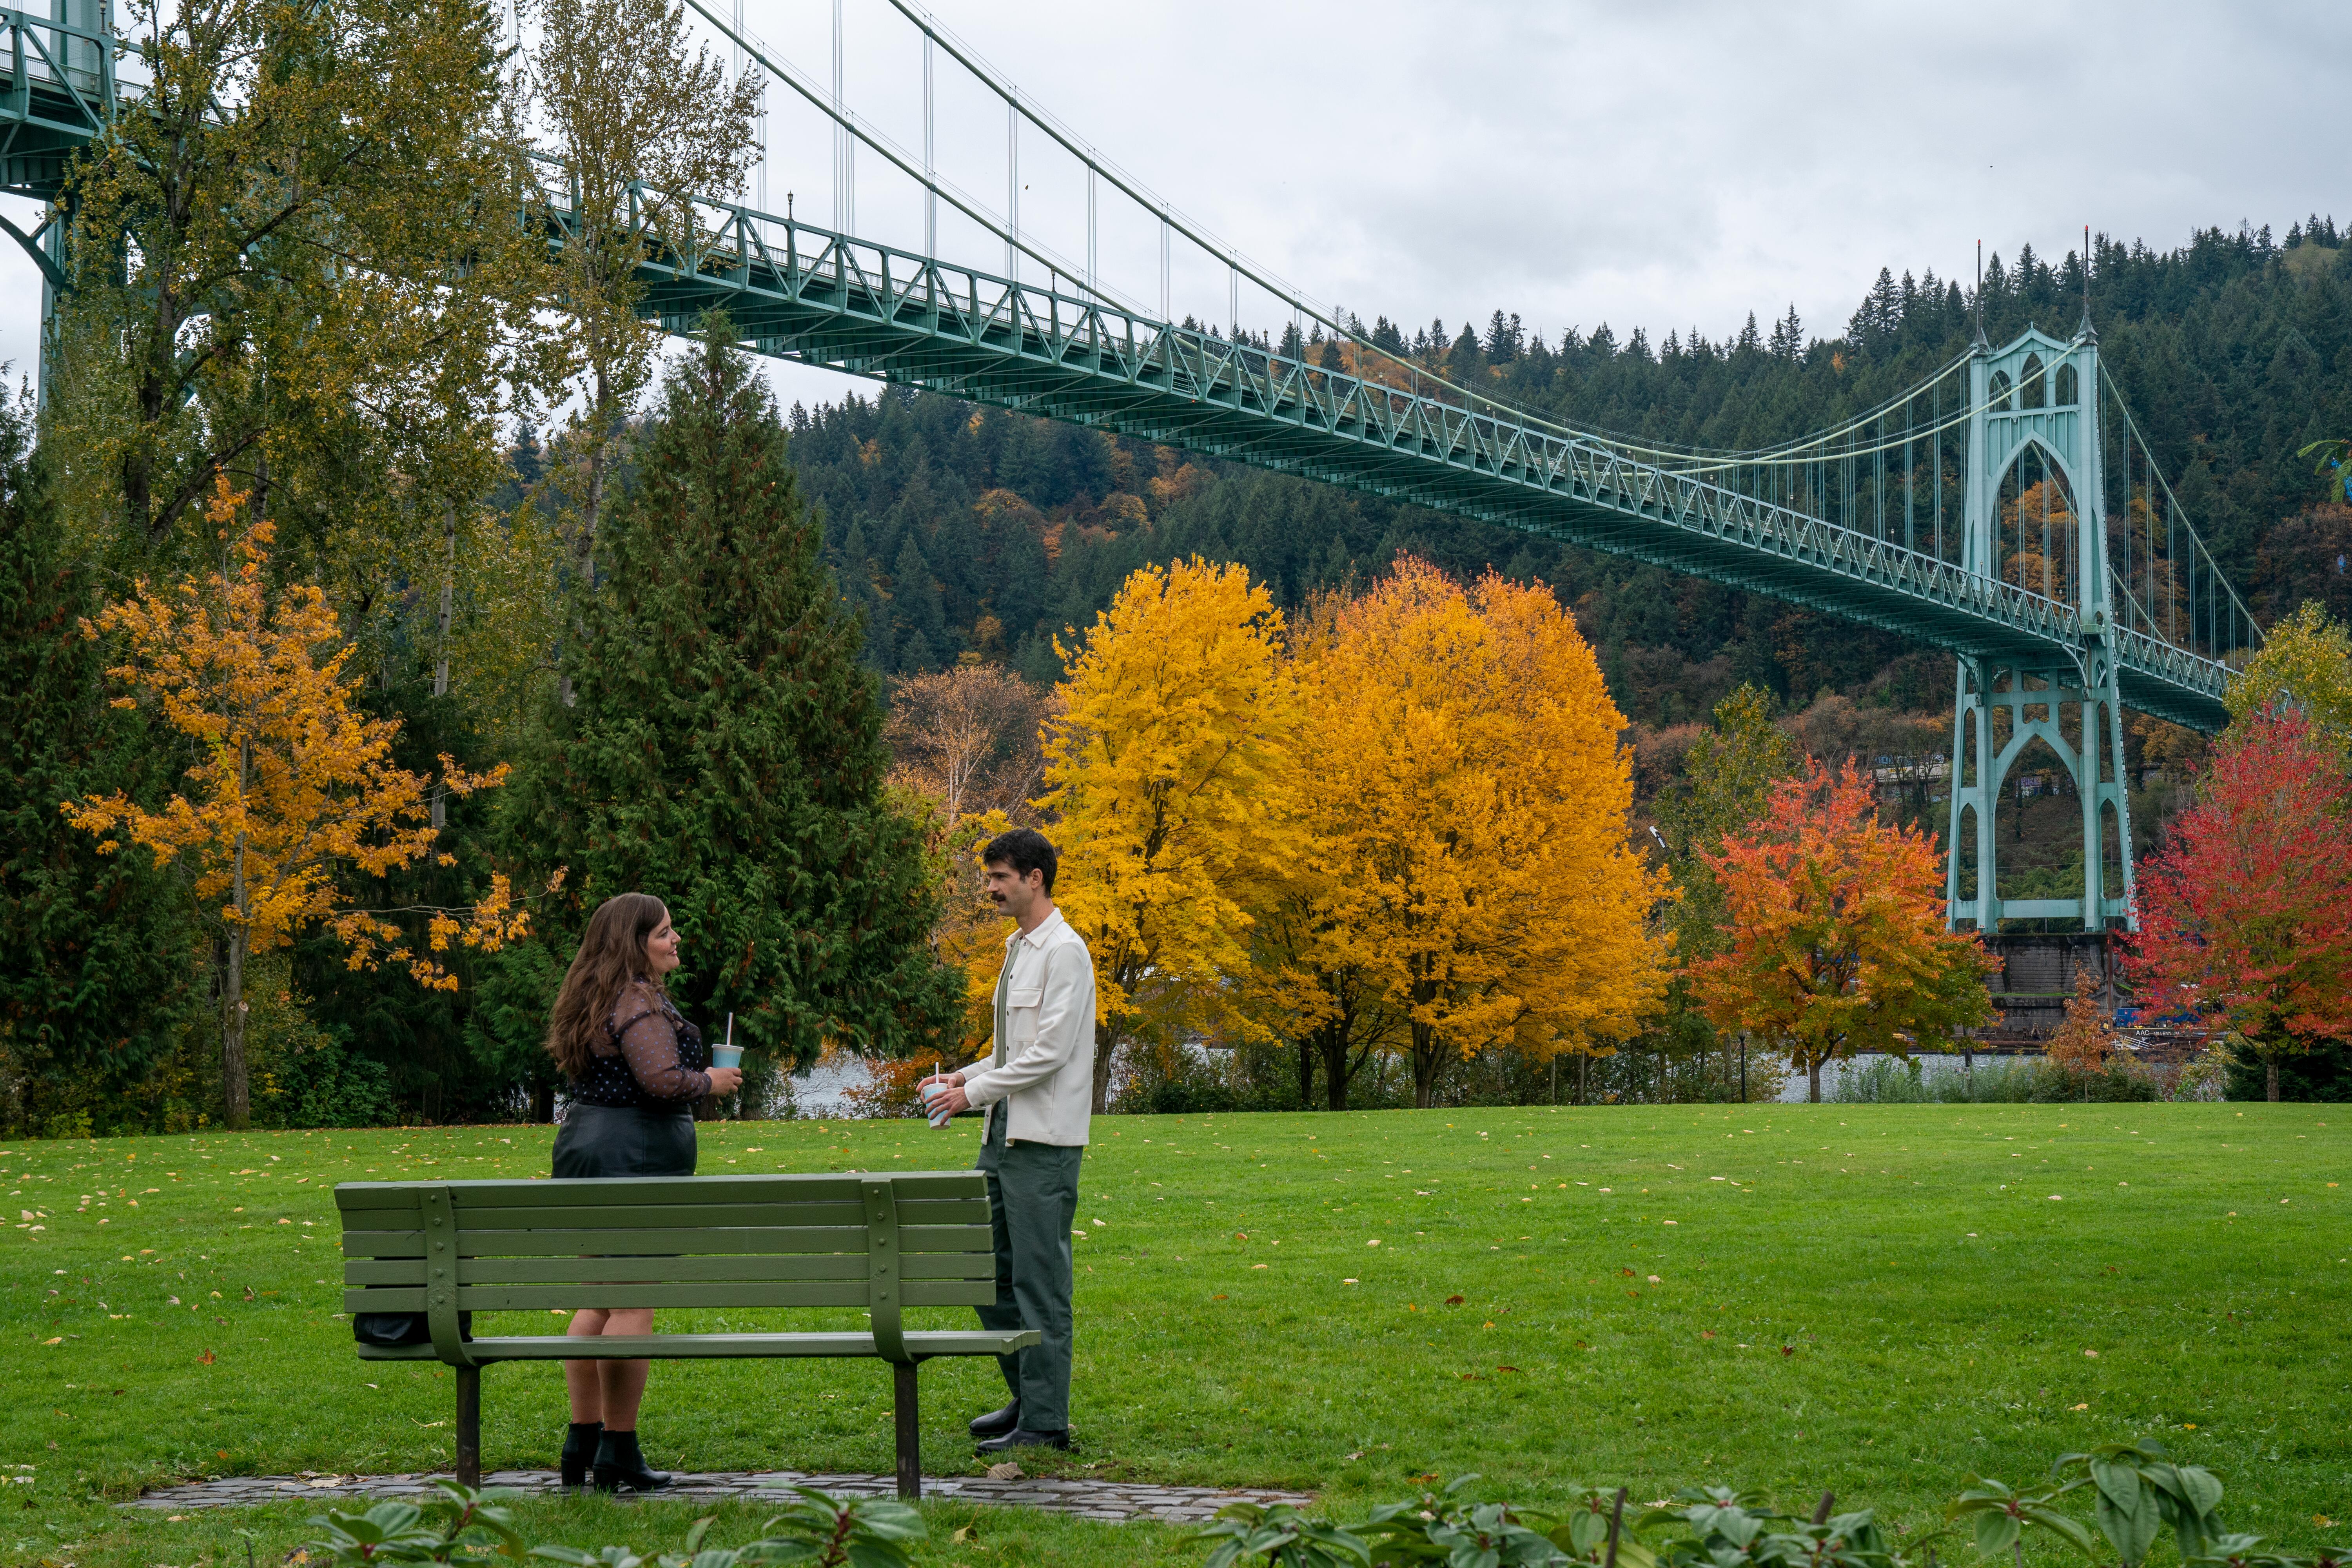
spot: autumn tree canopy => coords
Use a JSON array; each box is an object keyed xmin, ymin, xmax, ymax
[
  {"xmin": 1264, "ymin": 559, "xmax": 1668, "ymax": 1109},
  {"xmin": 2125, "ymin": 708, "xmax": 2352, "ymax": 1101},
  {"xmin": 1040, "ymin": 557, "xmax": 1301, "ymax": 1112},
  {"xmin": 65, "ymin": 481, "xmax": 513, "ymax": 1127},
  {"xmin": 1691, "ymin": 759, "xmax": 1993, "ymax": 1102}
]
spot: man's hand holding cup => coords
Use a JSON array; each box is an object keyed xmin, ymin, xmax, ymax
[{"xmin": 919, "ymin": 1070, "xmax": 968, "ymax": 1125}]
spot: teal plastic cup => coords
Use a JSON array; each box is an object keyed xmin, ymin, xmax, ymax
[{"xmin": 710, "ymin": 1045, "xmax": 742, "ymax": 1070}]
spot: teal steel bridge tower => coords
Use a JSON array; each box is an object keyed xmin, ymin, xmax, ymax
[{"xmin": 2, "ymin": 0, "xmax": 2257, "ymax": 934}]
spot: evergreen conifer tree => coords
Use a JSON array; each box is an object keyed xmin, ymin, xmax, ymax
[
  {"xmin": 0, "ymin": 399, "xmax": 195, "ymax": 1135},
  {"xmin": 893, "ymin": 535, "xmax": 946, "ymax": 673},
  {"xmin": 491, "ymin": 321, "xmax": 961, "ymax": 1081}
]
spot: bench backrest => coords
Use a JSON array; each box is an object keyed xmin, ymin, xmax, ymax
[{"xmin": 335, "ymin": 1172, "xmax": 993, "ymax": 1363}]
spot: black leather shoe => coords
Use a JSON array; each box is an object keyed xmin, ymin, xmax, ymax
[
  {"xmin": 968, "ymin": 1401, "xmax": 1022, "ymax": 1439},
  {"xmin": 559, "ymin": 1420, "xmax": 603, "ymax": 1488},
  {"xmin": 591, "ymin": 1428, "xmax": 672, "ymax": 1492},
  {"xmin": 976, "ymin": 1427, "xmax": 1070, "ymax": 1454}
]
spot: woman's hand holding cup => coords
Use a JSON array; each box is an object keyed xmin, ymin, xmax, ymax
[{"xmin": 706, "ymin": 1065, "xmax": 744, "ymax": 1096}]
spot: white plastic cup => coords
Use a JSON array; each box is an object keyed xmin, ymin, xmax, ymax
[{"xmin": 919, "ymin": 1079, "xmax": 953, "ymax": 1129}]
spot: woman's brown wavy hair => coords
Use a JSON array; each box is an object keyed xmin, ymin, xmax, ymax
[{"xmin": 546, "ymin": 893, "xmax": 669, "ymax": 1081}]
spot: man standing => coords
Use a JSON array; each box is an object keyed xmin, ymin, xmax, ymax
[{"xmin": 920, "ymin": 828, "xmax": 1094, "ymax": 1453}]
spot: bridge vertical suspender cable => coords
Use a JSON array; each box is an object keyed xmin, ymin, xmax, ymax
[{"xmin": 922, "ymin": 29, "xmax": 934, "ymax": 255}]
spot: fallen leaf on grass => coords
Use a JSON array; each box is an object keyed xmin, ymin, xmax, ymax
[
  {"xmin": 1445, "ymin": 1294, "xmax": 1464, "ymax": 1305},
  {"xmin": 985, "ymin": 1462, "xmax": 1022, "ymax": 1481},
  {"xmin": 197, "ymin": 1351, "xmax": 214, "ymax": 1365},
  {"xmin": 2072, "ymin": 1403, "xmax": 2088, "ymax": 1410}
]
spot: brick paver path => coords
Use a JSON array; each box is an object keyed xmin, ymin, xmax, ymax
[{"xmin": 129, "ymin": 1469, "xmax": 1315, "ymax": 1524}]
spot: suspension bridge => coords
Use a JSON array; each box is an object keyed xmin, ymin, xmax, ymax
[{"xmin": 0, "ymin": 0, "xmax": 2261, "ymax": 934}]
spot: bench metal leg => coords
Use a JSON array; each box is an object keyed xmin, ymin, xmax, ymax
[
  {"xmin": 454, "ymin": 1365, "xmax": 481, "ymax": 1488},
  {"xmin": 891, "ymin": 1360, "xmax": 920, "ymax": 1501}
]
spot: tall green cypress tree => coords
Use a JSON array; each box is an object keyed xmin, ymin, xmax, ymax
[
  {"xmin": 0, "ymin": 399, "xmax": 196, "ymax": 1136},
  {"xmin": 491, "ymin": 321, "xmax": 960, "ymax": 1083}
]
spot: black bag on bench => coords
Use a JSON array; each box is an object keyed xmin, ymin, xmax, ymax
[{"xmin": 352, "ymin": 1311, "xmax": 472, "ymax": 1347}]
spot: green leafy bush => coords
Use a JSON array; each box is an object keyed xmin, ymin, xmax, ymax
[
  {"xmin": 303, "ymin": 1482, "xmax": 924, "ymax": 1568},
  {"xmin": 1197, "ymin": 1445, "xmax": 2345, "ymax": 1568}
]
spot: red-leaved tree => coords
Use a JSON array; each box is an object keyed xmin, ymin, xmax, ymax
[
  {"xmin": 1690, "ymin": 759, "xmax": 1994, "ymax": 1102},
  {"xmin": 2125, "ymin": 709, "xmax": 2352, "ymax": 1101}
]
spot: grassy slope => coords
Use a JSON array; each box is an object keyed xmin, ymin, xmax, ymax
[{"xmin": 3, "ymin": 1103, "xmax": 2345, "ymax": 1567}]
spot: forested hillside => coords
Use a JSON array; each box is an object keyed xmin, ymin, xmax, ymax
[{"xmin": 786, "ymin": 219, "xmax": 2352, "ymax": 745}]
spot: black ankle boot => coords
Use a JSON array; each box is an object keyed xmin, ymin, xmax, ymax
[
  {"xmin": 591, "ymin": 1428, "xmax": 671, "ymax": 1492},
  {"xmin": 560, "ymin": 1421, "xmax": 603, "ymax": 1488}
]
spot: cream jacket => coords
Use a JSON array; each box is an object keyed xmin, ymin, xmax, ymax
[{"xmin": 960, "ymin": 909, "xmax": 1096, "ymax": 1146}]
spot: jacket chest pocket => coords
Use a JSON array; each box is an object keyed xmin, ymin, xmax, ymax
[{"xmin": 1004, "ymin": 985, "xmax": 1044, "ymax": 1043}]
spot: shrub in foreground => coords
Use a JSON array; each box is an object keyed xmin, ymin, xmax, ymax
[{"xmin": 304, "ymin": 1439, "xmax": 2346, "ymax": 1568}]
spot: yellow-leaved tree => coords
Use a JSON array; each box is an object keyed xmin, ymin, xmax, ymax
[
  {"xmin": 1041, "ymin": 558, "xmax": 1301, "ymax": 1112},
  {"xmin": 64, "ymin": 480, "xmax": 520, "ymax": 1127},
  {"xmin": 1278, "ymin": 559, "xmax": 1669, "ymax": 1107}
]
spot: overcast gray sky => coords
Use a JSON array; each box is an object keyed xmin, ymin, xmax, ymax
[{"xmin": 6, "ymin": 0, "xmax": 2348, "ymax": 416}]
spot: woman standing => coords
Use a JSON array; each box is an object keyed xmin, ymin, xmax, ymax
[{"xmin": 544, "ymin": 893, "xmax": 742, "ymax": 1491}]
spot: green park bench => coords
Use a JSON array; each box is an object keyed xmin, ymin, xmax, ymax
[{"xmin": 333, "ymin": 1172, "xmax": 1035, "ymax": 1498}]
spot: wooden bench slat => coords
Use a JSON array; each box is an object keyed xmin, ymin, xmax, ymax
[
  {"xmin": 333, "ymin": 1172, "xmax": 985, "ymax": 1211},
  {"xmin": 347, "ymin": 1255, "xmax": 853, "ymax": 1286},
  {"xmin": 901, "ymin": 1280, "xmax": 999, "ymax": 1307},
  {"xmin": 339, "ymin": 1201, "xmax": 870, "ymax": 1231},
  {"xmin": 343, "ymin": 1226, "xmax": 869, "ymax": 1259},
  {"xmin": 354, "ymin": 1328, "xmax": 1038, "ymax": 1363},
  {"xmin": 343, "ymin": 1253, "xmax": 992, "ymax": 1287},
  {"xmin": 348, "ymin": 1281, "xmax": 864, "ymax": 1311},
  {"xmin": 343, "ymin": 1206, "xmax": 989, "ymax": 1241},
  {"xmin": 344, "ymin": 1220, "xmax": 994, "ymax": 1261}
]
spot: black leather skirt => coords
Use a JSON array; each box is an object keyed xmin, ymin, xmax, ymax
[{"xmin": 551, "ymin": 1102, "xmax": 698, "ymax": 1179}]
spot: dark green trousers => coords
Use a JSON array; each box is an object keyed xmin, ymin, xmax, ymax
[{"xmin": 974, "ymin": 1111, "xmax": 1083, "ymax": 1433}]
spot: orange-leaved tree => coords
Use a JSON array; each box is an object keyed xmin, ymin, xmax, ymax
[
  {"xmin": 1691, "ymin": 758, "xmax": 1993, "ymax": 1102},
  {"xmin": 1042, "ymin": 557, "xmax": 1302, "ymax": 1113},
  {"xmin": 1273, "ymin": 559, "xmax": 1668, "ymax": 1108},
  {"xmin": 2123, "ymin": 708, "xmax": 2352, "ymax": 1101},
  {"xmin": 2043, "ymin": 973, "xmax": 2118, "ymax": 1073},
  {"xmin": 64, "ymin": 479, "xmax": 518, "ymax": 1127}
]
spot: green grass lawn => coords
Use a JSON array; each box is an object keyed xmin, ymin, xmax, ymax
[{"xmin": 4, "ymin": 1102, "xmax": 2347, "ymax": 1568}]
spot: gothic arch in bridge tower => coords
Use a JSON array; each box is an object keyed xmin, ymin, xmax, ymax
[{"xmin": 1948, "ymin": 326, "xmax": 2135, "ymax": 933}]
